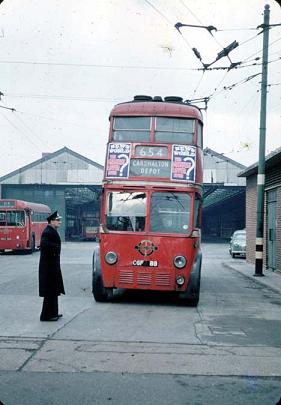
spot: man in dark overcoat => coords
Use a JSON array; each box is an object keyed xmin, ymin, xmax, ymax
[{"xmin": 39, "ymin": 211, "xmax": 65, "ymax": 321}]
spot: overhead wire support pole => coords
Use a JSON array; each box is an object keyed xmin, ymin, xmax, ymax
[{"xmin": 254, "ymin": 4, "xmax": 270, "ymax": 277}]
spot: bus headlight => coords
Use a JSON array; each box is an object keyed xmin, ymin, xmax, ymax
[
  {"xmin": 176, "ymin": 275, "xmax": 185, "ymax": 286},
  {"xmin": 16, "ymin": 235, "xmax": 20, "ymax": 240},
  {"xmin": 173, "ymin": 255, "xmax": 186, "ymax": 269},
  {"xmin": 105, "ymin": 251, "xmax": 118, "ymax": 265}
]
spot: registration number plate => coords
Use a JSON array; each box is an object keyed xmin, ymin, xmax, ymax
[{"xmin": 132, "ymin": 260, "xmax": 158, "ymax": 267}]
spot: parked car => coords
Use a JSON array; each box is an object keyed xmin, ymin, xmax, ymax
[{"xmin": 229, "ymin": 229, "xmax": 246, "ymax": 258}]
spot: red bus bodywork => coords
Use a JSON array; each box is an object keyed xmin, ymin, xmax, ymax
[
  {"xmin": 93, "ymin": 96, "xmax": 203, "ymax": 305},
  {"xmin": 0, "ymin": 199, "xmax": 51, "ymax": 253}
]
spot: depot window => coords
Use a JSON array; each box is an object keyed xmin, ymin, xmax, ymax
[{"xmin": 106, "ymin": 191, "xmax": 146, "ymax": 232}]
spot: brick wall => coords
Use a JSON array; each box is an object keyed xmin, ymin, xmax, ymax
[
  {"xmin": 276, "ymin": 187, "xmax": 281, "ymax": 273},
  {"xmin": 244, "ymin": 151, "xmax": 281, "ymax": 274},
  {"xmin": 246, "ymin": 175, "xmax": 268, "ymax": 265}
]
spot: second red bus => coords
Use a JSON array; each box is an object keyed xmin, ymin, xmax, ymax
[{"xmin": 0, "ymin": 199, "xmax": 51, "ymax": 253}]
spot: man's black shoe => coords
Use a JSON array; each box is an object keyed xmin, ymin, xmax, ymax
[
  {"xmin": 40, "ymin": 316, "xmax": 59, "ymax": 322},
  {"xmin": 57, "ymin": 314, "xmax": 63, "ymax": 318}
]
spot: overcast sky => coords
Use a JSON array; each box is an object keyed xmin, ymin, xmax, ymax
[{"xmin": 0, "ymin": 0, "xmax": 280, "ymax": 177}]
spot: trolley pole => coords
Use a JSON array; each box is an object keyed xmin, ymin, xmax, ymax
[{"xmin": 254, "ymin": 4, "xmax": 270, "ymax": 277}]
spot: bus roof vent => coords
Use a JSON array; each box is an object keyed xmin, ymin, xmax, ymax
[
  {"xmin": 133, "ymin": 95, "xmax": 153, "ymax": 101},
  {"xmin": 164, "ymin": 96, "xmax": 183, "ymax": 103},
  {"xmin": 153, "ymin": 96, "xmax": 163, "ymax": 102}
]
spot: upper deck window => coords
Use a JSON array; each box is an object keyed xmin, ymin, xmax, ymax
[
  {"xmin": 112, "ymin": 117, "xmax": 150, "ymax": 141},
  {"xmin": 155, "ymin": 117, "xmax": 194, "ymax": 144},
  {"xmin": 197, "ymin": 122, "xmax": 203, "ymax": 148}
]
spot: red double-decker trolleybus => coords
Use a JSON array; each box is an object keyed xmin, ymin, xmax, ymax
[
  {"xmin": 92, "ymin": 95, "xmax": 203, "ymax": 305},
  {"xmin": 0, "ymin": 199, "xmax": 51, "ymax": 253}
]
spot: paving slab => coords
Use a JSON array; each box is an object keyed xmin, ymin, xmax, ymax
[
  {"xmin": 223, "ymin": 260, "xmax": 281, "ymax": 294},
  {"xmin": 22, "ymin": 340, "xmax": 281, "ymax": 376}
]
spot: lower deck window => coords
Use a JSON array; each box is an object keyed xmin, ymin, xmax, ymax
[
  {"xmin": 105, "ymin": 191, "xmax": 191, "ymax": 234},
  {"xmin": 0, "ymin": 210, "xmax": 25, "ymax": 226},
  {"xmin": 106, "ymin": 192, "xmax": 146, "ymax": 232},
  {"xmin": 150, "ymin": 192, "xmax": 191, "ymax": 234}
]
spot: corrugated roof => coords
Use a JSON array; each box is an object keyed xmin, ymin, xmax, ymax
[
  {"xmin": 238, "ymin": 146, "xmax": 281, "ymax": 177},
  {"xmin": 203, "ymin": 185, "xmax": 245, "ymax": 208},
  {"xmin": 203, "ymin": 148, "xmax": 246, "ymax": 169},
  {"xmin": 0, "ymin": 146, "xmax": 104, "ymax": 183}
]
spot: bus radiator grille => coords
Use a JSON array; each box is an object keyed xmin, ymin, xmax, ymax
[
  {"xmin": 137, "ymin": 272, "xmax": 152, "ymax": 285},
  {"xmin": 118, "ymin": 270, "xmax": 171, "ymax": 287},
  {"xmin": 156, "ymin": 273, "xmax": 171, "ymax": 286},
  {"xmin": 119, "ymin": 270, "xmax": 134, "ymax": 285}
]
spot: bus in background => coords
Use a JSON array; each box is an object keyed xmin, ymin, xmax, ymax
[
  {"xmin": 81, "ymin": 214, "xmax": 99, "ymax": 241},
  {"xmin": 0, "ymin": 199, "xmax": 51, "ymax": 253},
  {"xmin": 92, "ymin": 95, "xmax": 203, "ymax": 306}
]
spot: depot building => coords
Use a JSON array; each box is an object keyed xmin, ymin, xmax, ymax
[
  {"xmin": 0, "ymin": 147, "xmax": 103, "ymax": 241},
  {"xmin": 0, "ymin": 146, "xmax": 246, "ymax": 242}
]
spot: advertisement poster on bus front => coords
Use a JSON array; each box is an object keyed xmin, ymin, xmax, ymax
[
  {"xmin": 105, "ymin": 143, "xmax": 131, "ymax": 178},
  {"xmin": 171, "ymin": 145, "xmax": 196, "ymax": 182}
]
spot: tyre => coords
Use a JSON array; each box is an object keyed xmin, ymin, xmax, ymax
[
  {"xmin": 31, "ymin": 235, "xmax": 36, "ymax": 252},
  {"xmin": 231, "ymin": 253, "xmax": 236, "ymax": 258},
  {"xmin": 92, "ymin": 248, "xmax": 113, "ymax": 302},
  {"xmin": 179, "ymin": 259, "xmax": 201, "ymax": 307},
  {"xmin": 26, "ymin": 235, "xmax": 35, "ymax": 254},
  {"xmin": 179, "ymin": 279, "xmax": 200, "ymax": 307},
  {"xmin": 92, "ymin": 271, "xmax": 112, "ymax": 302},
  {"xmin": 186, "ymin": 297, "xmax": 199, "ymax": 307}
]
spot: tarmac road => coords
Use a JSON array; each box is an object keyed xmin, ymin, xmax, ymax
[{"xmin": 0, "ymin": 242, "xmax": 280, "ymax": 405}]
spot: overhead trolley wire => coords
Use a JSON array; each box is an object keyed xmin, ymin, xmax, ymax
[
  {"xmin": 6, "ymin": 93, "xmax": 123, "ymax": 102},
  {"xmin": 12, "ymin": 112, "xmax": 53, "ymax": 150},
  {"xmin": 178, "ymin": 0, "xmax": 226, "ymax": 49},
  {"xmin": 0, "ymin": 100, "xmax": 54, "ymax": 151},
  {"xmin": 16, "ymin": 109, "xmax": 100, "ymax": 130},
  {"xmin": 0, "ymin": 110, "xmax": 43, "ymax": 152},
  {"xmin": 190, "ymin": 71, "xmax": 206, "ymax": 98},
  {"xmin": 242, "ymin": 35, "xmax": 281, "ymax": 63},
  {"xmin": 0, "ymin": 60, "xmax": 200, "ymax": 70},
  {"xmin": 177, "ymin": 0, "xmax": 233, "ymax": 96},
  {"xmin": 144, "ymin": 0, "xmax": 174, "ymax": 26},
  {"xmin": 145, "ymin": 0, "xmax": 238, "ymax": 97},
  {"xmin": 144, "ymin": 0, "xmax": 194, "ymax": 50}
]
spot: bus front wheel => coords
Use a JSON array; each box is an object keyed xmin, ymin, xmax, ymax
[
  {"xmin": 179, "ymin": 253, "xmax": 201, "ymax": 307},
  {"xmin": 92, "ymin": 272, "xmax": 113, "ymax": 302},
  {"xmin": 31, "ymin": 235, "xmax": 36, "ymax": 252},
  {"xmin": 92, "ymin": 247, "xmax": 113, "ymax": 302},
  {"xmin": 179, "ymin": 286, "xmax": 200, "ymax": 307},
  {"xmin": 26, "ymin": 235, "xmax": 35, "ymax": 254}
]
